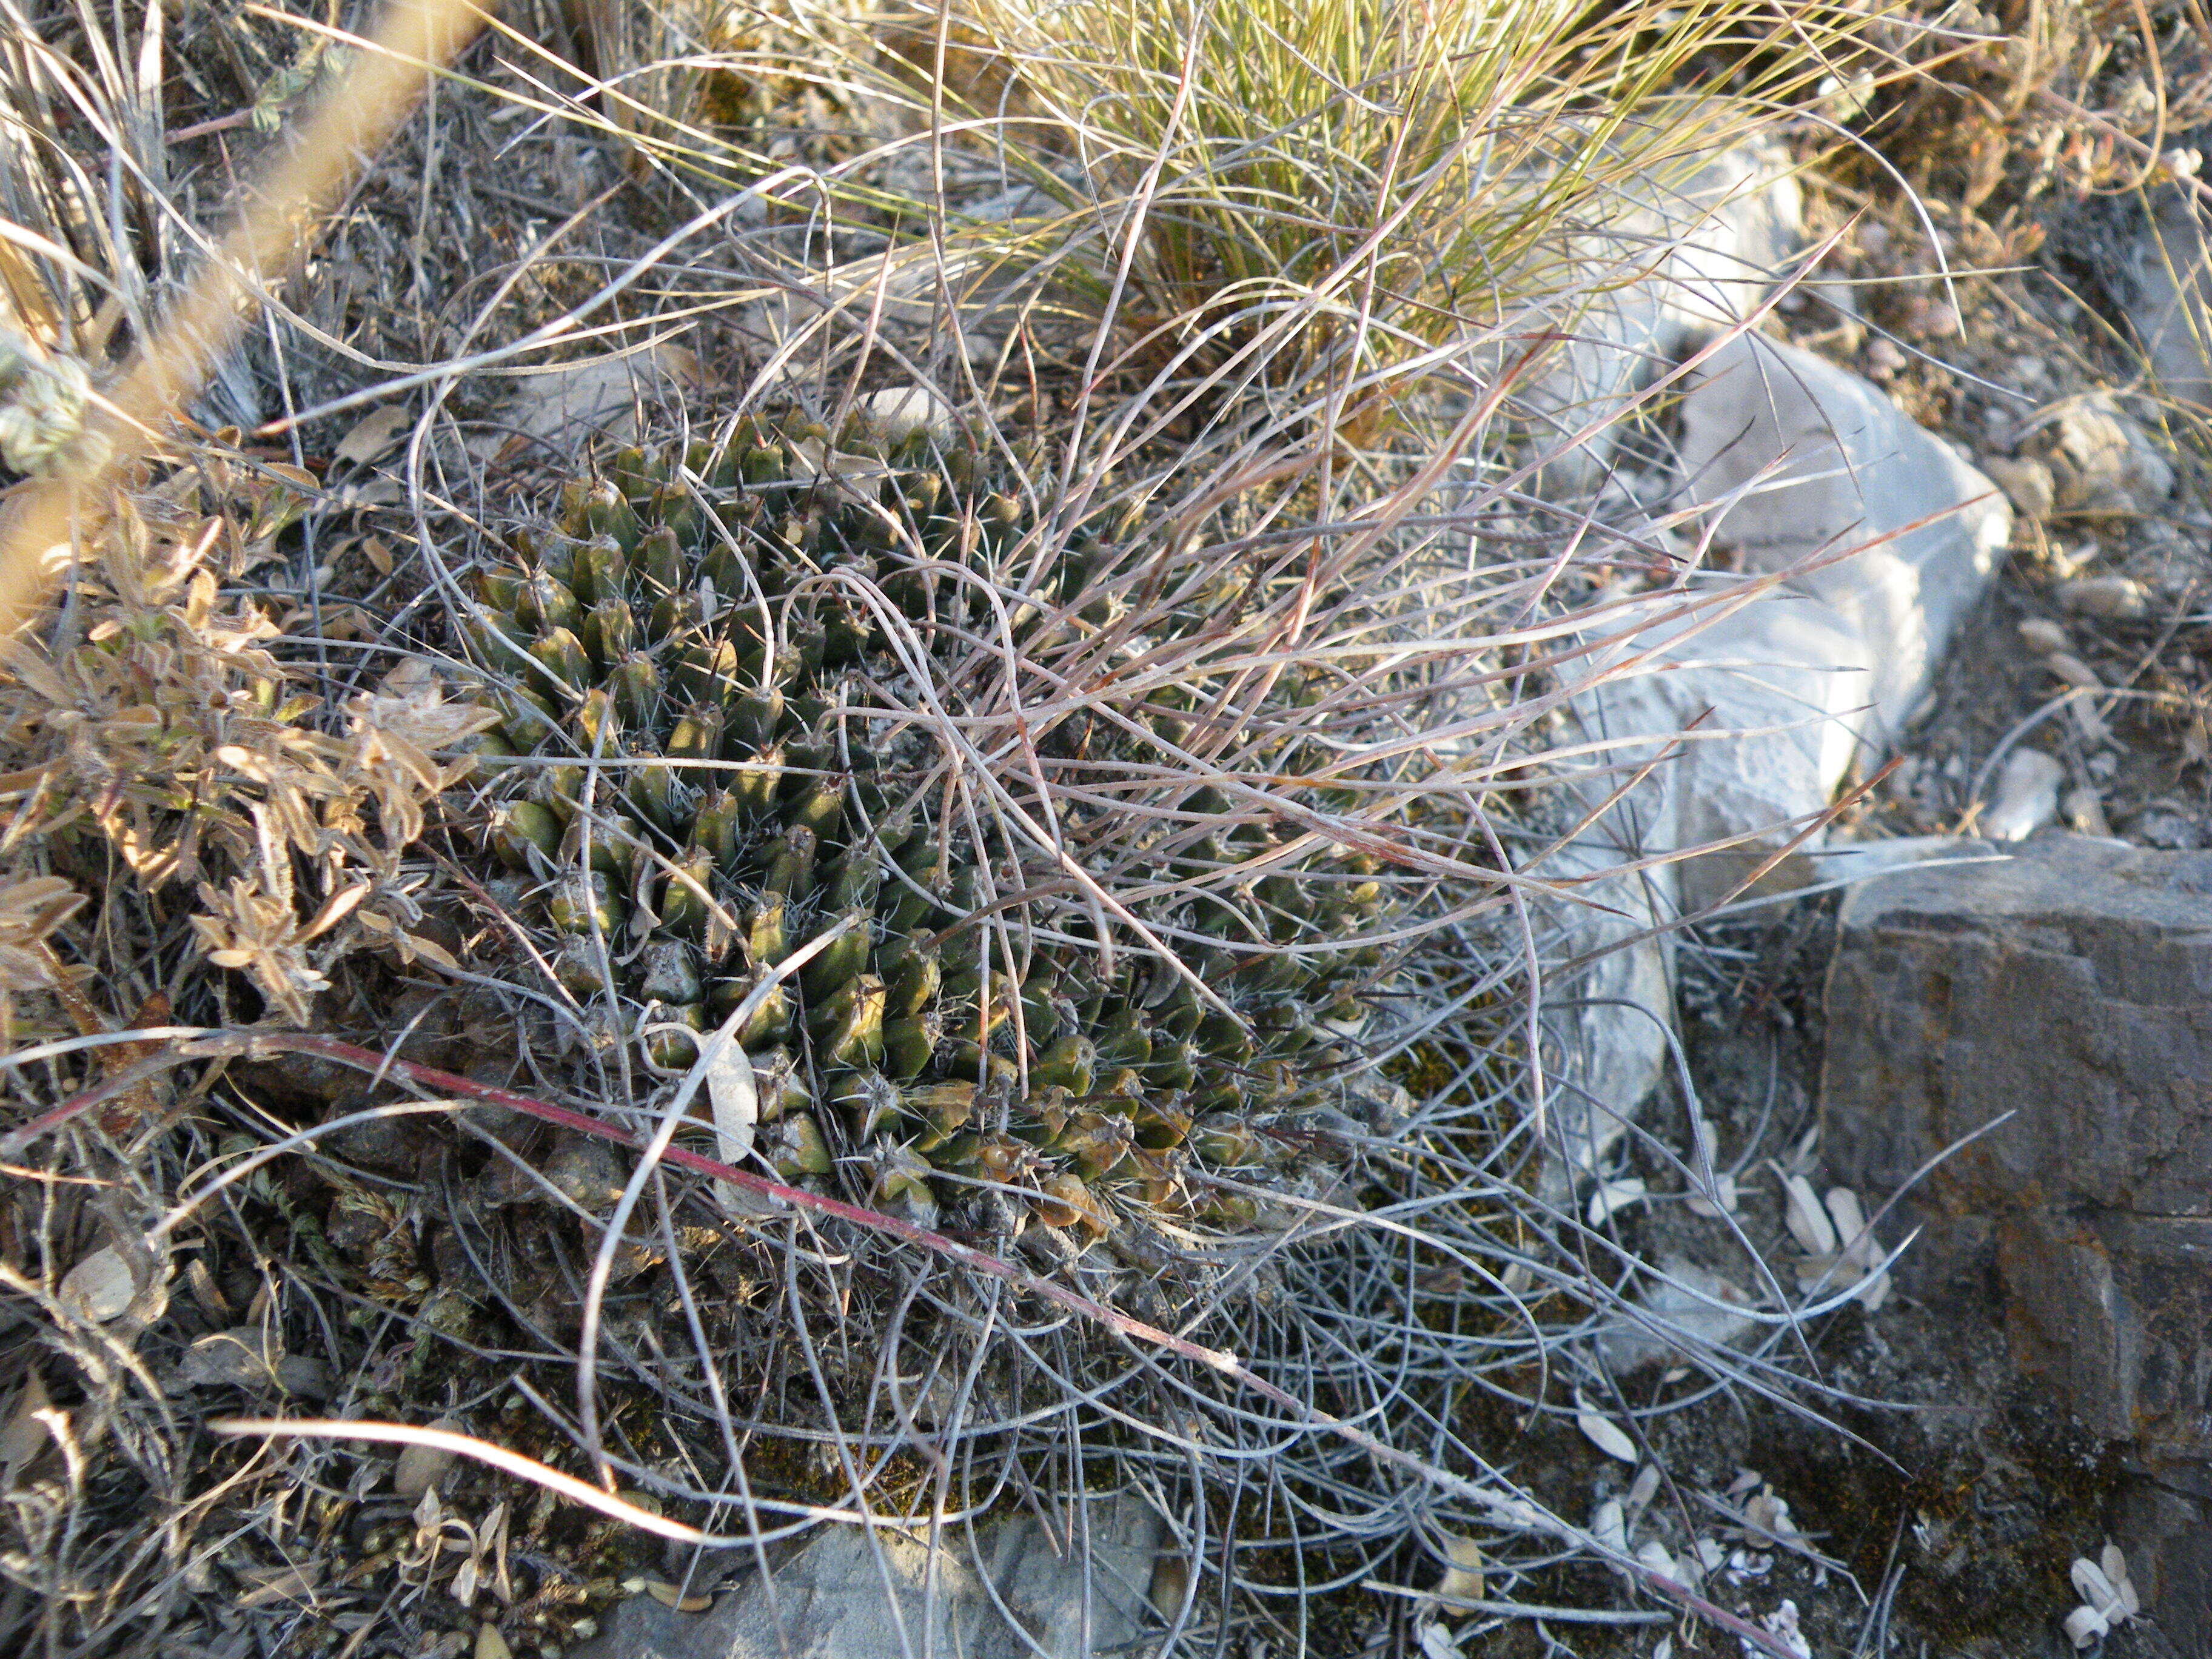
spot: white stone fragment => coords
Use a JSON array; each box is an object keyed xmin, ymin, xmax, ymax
[
  {"xmin": 1587, "ymin": 1175, "xmax": 1650, "ymax": 1226},
  {"xmin": 1982, "ymin": 749, "xmax": 2065, "ymax": 842},
  {"xmin": 1597, "ymin": 1259, "xmax": 1760, "ymax": 1372},
  {"xmin": 2057, "ymin": 575, "xmax": 2152, "ymax": 621},
  {"xmin": 58, "ymin": 1247, "xmax": 136, "ymax": 1323}
]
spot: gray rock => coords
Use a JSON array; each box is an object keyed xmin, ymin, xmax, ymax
[
  {"xmin": 569, "ymin": 1497, "xmax": 1161, "ymax": 1659},
  {"xmin": 1822, "ymin": 834, "xmax": 2212, "ymax": 1242},
  {"xmin": 1820, "ymin": 834, "xmax": 2212, "ymax": 1643},
  {"xmin": 2126, "ymin": 187, "xmax": 2212, "ymax": 407},
  {"xmin": 2114, "ymin": 1476, "xmax": 2212, "ymax": 1656},
  {"xmin": 2019, "ymin": 393, "xmax": 2174, "ymax": 518}
]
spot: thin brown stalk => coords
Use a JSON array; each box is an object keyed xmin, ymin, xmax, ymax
[{"xmin": 0, "ymin": 0, "xmax": 491, "ymax": 635}]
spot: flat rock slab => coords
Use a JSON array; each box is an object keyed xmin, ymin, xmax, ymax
[
  {"xmin": 570, "ymin": 1500, "xmax": 1160, "ymax": 1659},
  {"xmin": 1820, "ymin": 833, "xmax": 2212, "ymax": 1648},
  {"xmin": 1822, "ymin": 833, "xmax": 2212, "ymax": 1248}
]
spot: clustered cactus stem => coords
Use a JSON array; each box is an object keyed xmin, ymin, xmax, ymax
[{"xmin": 464, "ymin": 410, "xmax": 1396, "ymax": 1236}]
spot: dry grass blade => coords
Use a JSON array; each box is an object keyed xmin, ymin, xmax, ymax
[
  {"xmin": 0, "ymin": 0, "xmax": 489, "ymax": 635},
  {"xmin": 208, "ymin": 1416, "xmax": 777, "ymax": 1546}
]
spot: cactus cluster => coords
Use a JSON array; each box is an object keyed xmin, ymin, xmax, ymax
[{"xmin": 464, "ymin": 413, "xmax": 1387, "ymax": 1233}]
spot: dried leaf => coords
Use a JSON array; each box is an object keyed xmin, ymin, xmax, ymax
[
  {"xmin": 2101, "ymin": 1544, "xmax": 2139, "ymax": 1617},
  {"xmin": 1823, "ymin": 1187, "xmax": 1873, "ymax": 1264},
  {"xmin": 2071, "ymin": 1554, "xmax": 2128, "ymax": 1621},
  {"xmin": 708, "ymin": 1044, "xmax": 758, "ymax": 1170},
  {"xmin": 642, "ymin": 1579, "xmax": 713, "ymax": 1613},
  {"xmin": 1777, "ymin": 1170, "xmax": 1837, "ymax": 1256},
  {"xmin": 1584, "ymin": 1175, "xmax": 1646, "ymax": 1226},
  {"xmin": 2065, "ymin": 1604, "xmax": 2109, "ymax": 1649},
  {"xmin": 475, "ymin": 1625, "xmax": 512, "ymax": 1659},
  {"xmin": 173, "ymin": 1326, "xmax": 282, "ymax": 1389},
  {"xmin": 1433, "ymin": 1535, "xmax": 1483, "ymax": 1603},
  {"xmin": 235, "ymin": 1561, "xmax": 323, "ymax": 1607},
  {"xmin": 1575, "ymin": 1403, "xmax": 1638, "ymax": 1464},
  {"xmin": 1627, "ymin": 1462, "xmax": 1661, "ymax": 1511},
  {"xmin": 1592, "ymin": 1497, "xmax": 1626, "ymax": 1553},
  {"xmin": 333, "ymin": 404, "xmax": 411, "ymax": 468},
  {"xmin": 0, "ymin": 1370, "xmax": 51, "ymax": 1486}
]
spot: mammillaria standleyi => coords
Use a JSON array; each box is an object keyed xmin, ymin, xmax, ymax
[{"xmin": 463, "ymin": 411, "xmax": 1395, "ymax": 1236}]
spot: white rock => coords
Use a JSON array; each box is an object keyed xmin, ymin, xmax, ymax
[
  {"xmin": 2057, "ymin": 574, "xmax": 2151, "ymax": 620},
  {"xmin": 1676, "ymin": 333, "xmax": 2011, "ymax": 748},
  {"xmin": 1980, "ymin": 749, "xmax": 2064, "ymax": 842},
  {"xmin": 58, "ymin": 1247, "xmax": 136, "ymax": 1323},
  {"xmin": 1531, "ymin": 187, "xmax": 2006, "ymax": 1189},
  {"xmin": 1533, "ymin": 840, "xmax": 1677, "ymax": 1179},
  {"xmin": 854, "ymin": 386, "xmax": 954, "ymax": 444},
  {"xmin": 1559, "ymin": 585, "xmax": 1874, "ymax": 916},
  {"xmin": 395, "ymin": 1423, "xmax": 459, "ymax": 1500},
  {"xmin": 1983, "ymin": 455, "xmax": 2056, "ymax": 520},
  {"xmin": 569, "ymin": 1492, "xmax": 1158, "ymax": 1659},
  {"xmin": 1518, "ymin": 126, "xmax": 1805, "ymax": 492},
  {"xmin": 1759, "ymin": 1599, "xmax": 1814, "ymax": 1659}
]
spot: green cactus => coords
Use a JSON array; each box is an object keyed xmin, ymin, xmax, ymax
[{"xmin": 464, "ymin": 411, "xmax": 1383, "ymax": 1236}]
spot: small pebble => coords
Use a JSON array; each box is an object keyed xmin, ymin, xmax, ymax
[
  {"xmin": 2045, "ymin": 651, "xmax": 2102, "ymax": 689},
  {"xmin": 2017, "ymin": 617, "xmax": 2069, "ymax": 656},
  {"xmin": 2057, "ymin": 574, "xmax": 2151, "ymax": 621},
  {"xmin": 1983, "ymin": 455, "xmax": 2055, "ymax": 521},
  {"xmin": 1864, "ymin": 338, "xmax": 1907, "ymax": 375},
  {"xmin": 1911, "ymin": 299, "xmax": 1962, "ymax": 338},
  {"xmin": 2131, "ymin": 807, "xmax": 2204, "ymax": 850},
  {"xmin": 1982, "ymin": 750, "xmax": 2064, "ymax": 842},
  {"xmin": 2065, "ymin": 786, "xmax": 2112, "ymax": 837}
]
